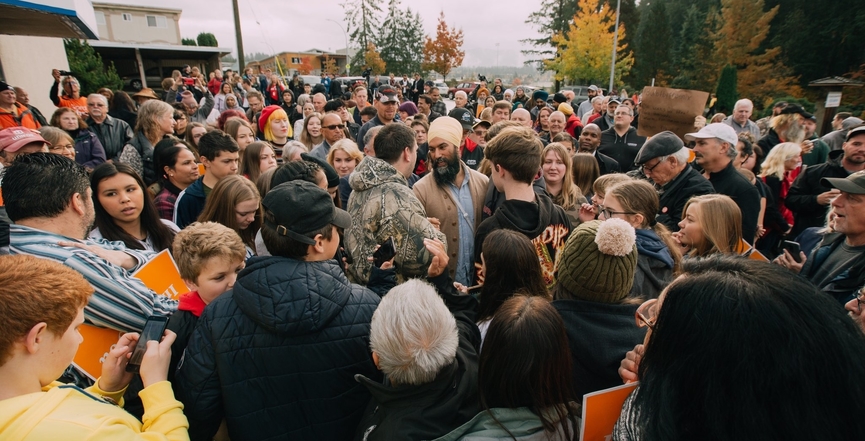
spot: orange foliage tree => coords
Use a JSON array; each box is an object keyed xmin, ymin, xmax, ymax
[
  {"xmin": 712, "ymin": 0, "xmax": 801, "ymax": 107},
  {"xmin": 421, "ymin": 11, "xmax": 464, "ymax": 81},
  {"xmin": 363, "ymin": 42, "xmax": 386, "ymax": 76},
  {"xmin": 322, "ymin": 54, "xmax": 340, "ymax": 75},
  {"xmin": 297, "ymin": 57, "xmax": 314, "ymax": 75}
]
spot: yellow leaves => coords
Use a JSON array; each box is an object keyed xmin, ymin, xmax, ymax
[
  {"xmin": 421, "ymin": 11, "xmax": 465, "ymax": 79},
  {"xmin": 548, "ymin": 0, "xmax": 633, "ymax": 85},
  {"xmin": 364, "ymin": 42, "xmax": 386, "ymax": 75}
]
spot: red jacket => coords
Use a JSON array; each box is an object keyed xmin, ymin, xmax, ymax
[
  {"xmin": 565, "ymin": 113, "xmax": 582, "ymax": 138},
  {"xmin": 0, "ymin": 102, "xmax": 41, "ymax": 130}
]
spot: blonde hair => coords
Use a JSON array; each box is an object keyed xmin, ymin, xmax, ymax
[
  {"xmin": 262, "ymin": 107, "xmax": 292, "ymax": 141},
  {"xmin": 681, "ymin": 194, "xmax": 743, "ymax": 257},
  {"xmin": 770, "ymin": 114, "xmax": 806, "ymax": 144},
  {"xmin": 759, "ymin": 142, "xmax": 801, "ymax": 180},
  {"xmin": 479, "ymin": 107, "xmax": 493, "ymax": 122},
  {"xmin": 326, "ymin": 139, "xmax": 363, "ymax": 168},
  {"xmin": 38, "ymin": 126, "xmax": 74, "ymax": 149},
  {"xmin": 592, "ymin": 173, "xmax": 631, "ymax": 197},
  {"xmin": 135, "ymin": 100, "xmax": 174, "ymax": 142},
  {"xmin": 173, "ymin": 221, "xmax": 247, "ymax": 283},
  {"xmin": 542, "ymin": 143, "xmax": 582, "ymax": 210}
]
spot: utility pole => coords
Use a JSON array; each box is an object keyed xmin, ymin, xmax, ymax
[
  {"xmin": 232, "ymin": 0, "xmax": 245, "ymax": 71},
  {"xmin": 608, "ymin": 0, "xmax": 622, "ymax": 94}
]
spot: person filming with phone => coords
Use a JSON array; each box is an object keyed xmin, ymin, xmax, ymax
[
  {"xmin": 776, "ymin": 167, "xmax": 865, "ymax": 304},
  {"xmin": 0, "ymin": 255, "xmax": 186, "ymax": 440}
]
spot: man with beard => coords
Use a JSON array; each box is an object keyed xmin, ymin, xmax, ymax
[
  {"xmin": 414, "ymin": 117, "xmax": 489, "ymax": 285},
  {"xmin": 802, "ymin": 115, "xmax": 830, "ymax": 166},
  {"xmin": 577, "ymin": 85, "xmax": 601, "ymax": 122},
  {"xmin": 787, "ymin": 125, "xmax": 865, "ymax": 236},
  {"xmin": 3, "ymin": 153, "xmax": 176, "ymax": 333},
  {"xmin": 357, "ymin": 85, "xmax": 399, "ymax": 152},
  {"xmin": 757, "ymin": 104, "xmax": 811, "ymax": 156},
  {"xmin": 578, "ymin": 123, "xmax": 620, "ymax": 175}
]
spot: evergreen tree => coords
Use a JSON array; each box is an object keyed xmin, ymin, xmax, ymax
[
  {"xmin": 63, "ymin": 39, "xmax": 123, "ymax": 96},
  {"xmin": 196, "ymin": 32, "xmax": 218, "ymax": 47},
  {"xmin": 342, "ymin": 0, "xmax": 383, "ymax": 75},
  {"xmin": 670, "ymin": 5, "xmax": 711, "ymax": 90},
  {"xmin": 521, "ymin": 0, "xmax": 579, "ymax": 71},
  {"xmin": 631, "ymin": 0, "xmax": 672, "ymax": 88},
  {"xmin": 377, "ymin": 0, "xmax": 423, "ymax": 75},
  {"xmin": 181, "ymin": 38, "xmax": 197, "ymax": 46},
  {"xmin": 715, "ymin": 64, "xmax": 738, "ymax": 114}
]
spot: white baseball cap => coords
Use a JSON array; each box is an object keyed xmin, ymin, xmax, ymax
[{"xmin": 684, "ymin": 123, "xmax": 738, "ymax": 146}]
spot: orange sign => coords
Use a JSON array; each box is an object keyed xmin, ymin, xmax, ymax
[
  {"xmin": 580, "ymin": 382, "xmax": 639, "ymax": 441},
  {"xmin": 736, "ymin": 239, "xmax": 769, "ymax": 261},
  {"xmin": 73, "ymin": 250, "xmax": 188, "ymax": 378}
]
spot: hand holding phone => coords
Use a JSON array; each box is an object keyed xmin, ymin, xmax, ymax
[
  {"xmin": 125, "ymin": 316, "xmax": 168, "ymax": 373},
  {"xmin": 372, "ymin": 237, "xmax": 396, "ymax": 268},
  {"xmin": 782, "ymin": 240, "xmax": 802, "ymax": 263}
]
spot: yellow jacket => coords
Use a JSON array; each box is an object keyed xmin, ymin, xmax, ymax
[{"xmin": 0, "ymin": 379, "xmax": 189, "ymax": 440}]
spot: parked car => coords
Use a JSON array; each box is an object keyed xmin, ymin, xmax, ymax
[
  {"xmin": 435, "ymin": 81, "xmax": 448, "ymax": 97},
  {"xmin": 448, "ymin": 82, "xmax": 480, "ymax": 99},
  {"xmin": 333, "ymin": 76, "xmax": 367, "ymax": 95}
]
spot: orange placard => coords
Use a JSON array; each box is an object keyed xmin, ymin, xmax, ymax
[
  {"xmin": 736, "ymin": 239, "xmax": 769, "ymax": 262},
  {"xmin": 73, "ymin": 250, "xmax": 188, "ymax": 378},
  {"xmin": 131, "ymin": 249, "xmax": 189, "ymax": 300},
  {"xmin": 580, "ymin": 382, "xmax": 639, "ymax": 441}
]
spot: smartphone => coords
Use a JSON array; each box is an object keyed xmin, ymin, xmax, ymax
[
  {"xmin": 782, "ymin": 240, "xmax": 802, "ymax": 263},
  {"xmin": 373, "ymin": 237, "xmax": 396, "ymax": 268},
  {"xmin": 183, "ymin": 78, "xmax": 195, "ymax": 86},
  {"xmin": 125, "ymin": 316, "xmax": 168, "ymax": 373}
]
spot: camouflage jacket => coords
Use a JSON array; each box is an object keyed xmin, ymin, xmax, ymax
[{"xmin": 345, "ymin": 156, "xmax": 446, "ymax": 284}]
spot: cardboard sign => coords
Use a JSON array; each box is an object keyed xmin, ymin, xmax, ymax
[
  {"xmin": 637, "ymin": 86, "xmax": 710, "ymax": 141},
  {"xmin": 131, "ymin": 249, "xmax": 189, "ymax": 300},
  {"xmin": 73, "ymin": 250, "xmax": 188, "ymax": 378},
  {"xmin": 580, "ymin": 382, "xmax": 639, "ymax": 441}
]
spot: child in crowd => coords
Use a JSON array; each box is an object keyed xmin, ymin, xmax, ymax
[
  {"xmin": 167, "ymin": 221, "xmax": 247, "ymax": 379},
  {"xmin": 579, "ymin": 173, "xmax": 631, "ymax": 222},
  {"xmin": 0, "ymin": 255, "xmax": 185, "ymax": 440},
  {"xmin": 174, "ymin": 130, "xmax": 240, "ymax": 229}
]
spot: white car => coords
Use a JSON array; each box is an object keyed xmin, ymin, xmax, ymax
[{"xmin": 436, "ymin": 82, "xmax": 449, "ymax": 98}]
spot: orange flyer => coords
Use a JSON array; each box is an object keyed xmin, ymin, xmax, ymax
[
  {"xmin": 580, "ymin": 382, "xmax": 639, "ymax": 441},
  {"xmin": 736, "ymin": 239, "xmax": 770, "ymax": 262},
  {"xmin": 73, "ymin": 250, "xmax": 188, "ymax": 378}
]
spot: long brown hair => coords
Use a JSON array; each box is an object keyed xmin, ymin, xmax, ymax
[
  {"xmin": 197, "ymin": 175, "xmax": 261, "ymax": 249},
  {"xmin": 607, "ymin": 180, "xmax": 682, "ymax": 272},
  {"xmin": 571, "ymin": 153, "xmax": 600, "ymax": 197},
  {"xmin": 477, "ymin": 229, "xmax": 549, "ymax": 323},
  {"xmin": 682, "ymin": 194, "xmax": 743, "ymax": 257},
  {"xmin": 480, "ymin": 296, "xmax": 578, "ymax": 440},
  {"xmin": 239, "ymin": 141, "xmax": 274, "ymax": 184}
]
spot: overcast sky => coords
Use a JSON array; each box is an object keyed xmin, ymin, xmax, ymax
[{"xmin": 118, "ymin": 0, "xmax": 542, "ymax": 67}]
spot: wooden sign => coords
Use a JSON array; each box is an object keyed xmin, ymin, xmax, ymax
[{"xmin": 637, "ymin": 86, "xmax": 710, "ymax": 141}]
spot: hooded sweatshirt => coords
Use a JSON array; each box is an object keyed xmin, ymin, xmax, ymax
[
  {"xmin": 631, "ymin": 228, "xmax": 675, "ymax": 299},
  {"xmin": 175, "ymin": 256, "xmax": 381, "ymax": 441},
  {"xmin": 0, "ymin": 381, "xmax": 188, "ymax": 440},
  {"xmin": 474, "ymin": 192, "xmax": 572, "ymax": 288},
  {"xmin": 345, "ymin": 156, "xmax": 446, "ymax": 284}
]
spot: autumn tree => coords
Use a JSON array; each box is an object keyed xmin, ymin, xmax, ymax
[
  {"xmin": 297, "ymin": 57, "xmax": 314, "ymax": 75},
  {"xmin": 363, "ymin": 43, "xmax": 386, "ymax": 76},
  {"xmin": 546, "ymin": 0, "xmax": 634, "ymax": 86},
  {"xmin": 378, "ymin": 0, "xmax": 424, "ymax": 75},
  {"xmin": 421, "ymin": 12, "xmax": 465, "ymax": 81},
  {"xmin": 342, "ymin": 0, "xmax": 383, "ymax": 75},
  {"xmin": 713, "ymin": 0, "xmax": 800, "ymax": 107},
  {"xmin": 322, "ymin": 55, "xmax": 340, "ymax": 75}
]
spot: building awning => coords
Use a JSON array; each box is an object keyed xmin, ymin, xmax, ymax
[
  {"xmin": 88, "ymin": 40, "xmax": 232, "ymax": 59},
  {"xmin": 808, "ymin": 76, "xmax": 864, "ymax": 88},
  {"xmin": 0, "ymin": 0, "xmax": 99, "ymax": 39}
]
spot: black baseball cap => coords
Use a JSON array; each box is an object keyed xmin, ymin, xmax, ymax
[
  {"xmin": 262, "ymin": 181, "xmax": 351, "ymax": 245},
  {"xmin": 376, "ymin": 85, "xmax": 398, "ymax": 103},
  {"xmin": 448, "ymin": 107, "xmax": 476, "ymax": 130},
  {"xmin": 779, "ymin": 103, "xmax": 813, "ymax": 119}
]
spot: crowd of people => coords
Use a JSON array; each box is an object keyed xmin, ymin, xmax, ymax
[{"xmin": 0, "ymin": 65, "xmax": 865, "ymax": 441}]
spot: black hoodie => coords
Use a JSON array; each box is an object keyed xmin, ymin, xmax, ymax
[{"xmin": 474, "ymin": 192, "xmax": 572, "ymax": 288}]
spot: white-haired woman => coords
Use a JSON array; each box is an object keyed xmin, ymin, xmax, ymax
[{"xmin": 119, "ymin": 99, "xmax": 175, "ymax": 187}]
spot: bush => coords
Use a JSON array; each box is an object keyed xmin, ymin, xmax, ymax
[{"xmin": 63, "ymin": 39, "xmax": 123, "ymax": 96}]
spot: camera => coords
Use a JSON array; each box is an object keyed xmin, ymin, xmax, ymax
[
  {"xmin": 58, "ymin": 70, "xmax": 74, "ymax": 77},
  {"xmin": 478, "ymin": 74, "xmax": 487, "ymax": 82},
  {"xmin": 361, "ymin": 68, "xmax": 372, "ymax": 78}
]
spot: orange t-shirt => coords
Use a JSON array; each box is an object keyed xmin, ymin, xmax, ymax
[{"xmin": 59, "ymin": 96, "xmax": 88, "ymax": 117}]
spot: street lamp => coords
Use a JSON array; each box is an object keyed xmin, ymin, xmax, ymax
[
  {"xmin": 326, "ymin": 19, "xmax": 349, "ymax": 73},
  {"xmin": 608, "ymin": 0, "xmax": 622, "ymax": 94}
]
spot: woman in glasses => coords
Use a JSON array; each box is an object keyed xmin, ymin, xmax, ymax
[
  {"xmin": 614, "ymin": 256, "xmax": 865, "ymax": 441},
  {"xmin": 552, "ymin": 219, "xmax": 647, "ymax": 399},
  {"xmin": 602, "ymin": 180, "xmax": 681, "ymax": 299}
]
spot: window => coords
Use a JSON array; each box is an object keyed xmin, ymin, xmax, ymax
[
  {"xmin": 290, "ymin": 57, "xmax": 301, "ymax": 64},
  {"xmin": 121, "ymin": 13, "xmax": 132, "ymax": 21},
  {"xmin": 146, "ymin": 15, "xmax": 167, "ymax": 28},
  {"xmin": 95, "ymin": 11, "xmax": 106, "ymax": 25}
]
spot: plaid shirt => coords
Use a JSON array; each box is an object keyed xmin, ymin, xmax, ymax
[
  {"xmin": 432, "ymin": 99, "xmax": 448, "ymax": 118},
  {"xmin": 9, "ymin": 224, "xmax": 177, "ymax": 333}
]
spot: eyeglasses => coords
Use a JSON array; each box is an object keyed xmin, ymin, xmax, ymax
[
  {"xmin": 599, "ymin": 206, "xmax": 636, "ymax": 219},
  {"xmin": 854, "ymin": 287, "xmax": 865, "ymax": 314},
  {"xmin": 641, "ymin": 158, "xmax": 665, "ymax": 173},
  {"xmin": 323, "ymin": 124, "xmax": 345, "ymax": 130},
  {"xmin": 636, "ymin": 298, "xmax": 659, "ymax": 330}
]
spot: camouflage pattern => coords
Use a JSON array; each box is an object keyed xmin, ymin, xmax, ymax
[{"xmin": 345, "ymin": 156, "xmax": 447, "ymax": 284}]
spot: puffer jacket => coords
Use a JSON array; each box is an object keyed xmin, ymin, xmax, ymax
[
  {"xmin": 345, "ymin": 156, "xmax": 446, "ymax": 284},
  {"xmin": 175, "ymin": 256, "xmax": 382, "ymax": 441}
]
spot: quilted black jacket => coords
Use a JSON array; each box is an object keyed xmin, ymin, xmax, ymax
[{"xmin": 175, "ymin": 255, "xmax": 382, "ymax": 441}]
